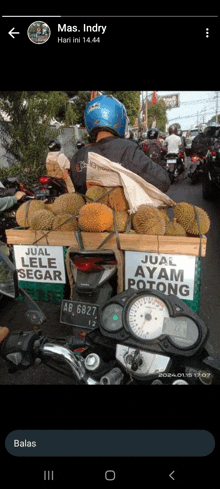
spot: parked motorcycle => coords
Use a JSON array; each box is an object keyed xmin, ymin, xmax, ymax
[
  {"xmin": 188, "ymin": 154, "xmax": 206, "ymax": 184},
  {"xmin": 165, "ymin": 152, "xmax": 185, "ymax": 183},
  {"xmin": 35, "ymin": 175, "xmax": 68, "ymax": 202},
  {"xmin": 1, "ymin": 250, "xmax": 220, "ymax": 385},
  {"xmin": 0, "ymin": 176, "xmax": 36, "ymax": 242}
]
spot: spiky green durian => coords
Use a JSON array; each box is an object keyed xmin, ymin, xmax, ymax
[
  {"xmin": 173, "ymin": 202, "xmax": 210, "ymax": 235},
  {"xmin": 53, "ymin": 213, "xmax": 78, "ymax": 231},
  {"xmin": 85, "ymin": 185, "xmax": 109, "ymax": 205},
  {"xmin": 107, "ymin": 211, "xmax": 130, "ymax": 232},
  {"xmin": 52, "ymin": 193, "xmax": 85, "ymax": 215},
  {"xmin": 165, "ymin": 218, "xmax": 187, "ymax": 236},
  {"xmin": 29, "ymin": 209, "xmax": 55, "ymax": 230},
  {"xmin": 132, "ymin": 204, "xmax": 166, "ymax": 235},
  {"xmin": 107, "ymin": 186, "xmax": 129, "ymax": 211},
  {"xmin": 16, "ymin": 200, "xmax": 46, "ymax": 228}
]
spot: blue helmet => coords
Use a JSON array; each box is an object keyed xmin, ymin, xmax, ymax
[{"xmin": 84, "ymin": 95, "xmax": 128, "ymax": 138}]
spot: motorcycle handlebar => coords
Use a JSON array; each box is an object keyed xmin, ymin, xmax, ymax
[{"xmin": 41, "ymin": 342, "xmax": 88, "ymax": 382}]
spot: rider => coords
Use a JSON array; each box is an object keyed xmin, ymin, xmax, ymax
[
  {"xmin": 164, "ymin": 125, "xmax": 186, "ymax": 178},
  {"xmin": 46, "ymin": 139, "xmax": 75, "ymax": 193},
  {"xmin": 70, "ymin": 95, "xmax": 170, "ymax": 195},
  {"xmin": 142, "ymin": 127, "xmax": 167, "ymax": 166},
  {"xmin": 0, "ymin": 191, "xmax": 26, "ymax": 212},
  {"xmin": 191, "ymin": 124, "xmax": 214, "ymax": 157},
  {"xmin": 164, "ymin": 125, "xmax": 182, "ymax": 154},
  {"xmin": 177, "ymin": 129, "xmax": 187, "ymax": 178}
]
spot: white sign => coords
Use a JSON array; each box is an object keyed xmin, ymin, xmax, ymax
[
  {"xmin": 158, "ymin": 93, "xmax": 180, "ymax": 109},
  {"xmin": 125, "ymin": 252, "xmax": 196, "ymax": 301},
  {"xmin": 14, "ymin": 245, "xmax": 66, "ymax": 283}
]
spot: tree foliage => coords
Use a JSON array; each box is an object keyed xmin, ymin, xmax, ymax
[
  {"xmin": 103, "ymin": 91, "xmax": 140, "ymax": 126},
  {"xmin": 147, "ymin": 99, "xmax": 167, "ymax": 132},
  {"xmin": 0, "ymin": 90, "xmax": 141, "ymax": 185},
  {"xmin": 0, "ymin": 91, "xmax": 69, "ymax": 184}
]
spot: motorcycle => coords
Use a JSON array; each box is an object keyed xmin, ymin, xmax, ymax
[
  {"xmin": 61, "ymin": 238, "xmax": 118, "ymax": 332},
  {"xmin": 1, "ymin": 249, "xmax": 220, "ymax": 384},
  {"xmin": 202, "ymin": 143, "xmax": 220, "ymax": 200},
  {"xmin": 188, "ymin": 153, "xmax": 206, "ymax": 184},
  {"xmin": 0, "ymin": 247, "xmax": 46, "ymax": 325},
  {"xmin": 0, "ymin": 176, "xmax": 37, "ymax": 242},
  {"xmin": 165, "ymin": 152, "xmax": 185, "ymax": 183},
  {"xmin": 35, "ymin": 175, "xmax": 68, "ymax": 202}
]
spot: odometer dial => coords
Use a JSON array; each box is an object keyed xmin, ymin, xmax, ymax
[{"xmin": 126, "ymin": 294, "xmax": 170, "ymax": 341}]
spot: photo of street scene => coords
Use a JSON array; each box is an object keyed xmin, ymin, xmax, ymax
[{"xmin": 27, "ymin": 21, "xmax": 51, "ymax": 44}]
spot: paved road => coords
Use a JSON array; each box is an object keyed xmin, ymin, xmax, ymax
[
  {"xmin": 166, "ymin": 169, "xmax": 220, "ymax": 354},
  {"xmin": 0, "ymin": 166, "xmax": 220, "ymax": 384}
]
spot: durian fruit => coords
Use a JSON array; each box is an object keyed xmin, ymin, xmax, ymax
[
  {"xmin": 52, "ymin": 193, "xmax": 85, "ymax": 215},
  {"xmin": 44, "ymin": 203, "xmax": 54, "ymax": 211},
  {"xmin": 107, "ymin": 211, "xmax": 130, "ymax": 232},
  {"xmin": 16, "ymin": 200, "xmax": 46, "ymax": 228},
  {"xmin": 159, "ymin": 209, "xmax": 170, "ymax": 226},
  {"xmin": 107, "ymin": 186, "xmax": 129, "ymax": 211},
  {"xmin": 85, "ymin": 185, "xmax": 109, "ymax": 205},
  {"xmin": 173, "ymin": 202, "xmax": 210, "ymax": 235},
  {"xmin": 132, "ymin": 204, "xmax": 166, "ymax": 235},
  {"xmin": 165, "ymin": 218, "xmax": 187, "ymax": 237},
  {"xmin": 78, "ymin": 203, "xmax": 114, "ymax": 232},
  {"xmin": 29, "ymin": 209, "xmax": 55, "ymax": 230},
  {"xmin": 53, "ymin": 213, "xmax": 78, "ymax": 232}
]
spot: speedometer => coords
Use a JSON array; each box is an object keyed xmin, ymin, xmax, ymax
[{"xmin": 125, "ymin": 293, "xmax": 170, "ymax": 342}]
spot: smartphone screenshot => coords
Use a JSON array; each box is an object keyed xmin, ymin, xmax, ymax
[{"xmin": 0, "ymin": 8, "xmax": 219, "ymax": 486}]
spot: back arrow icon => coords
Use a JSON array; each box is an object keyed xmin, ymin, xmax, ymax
[
  {"xmin": 9, "ymin": 28, "xmax": 20, "ymax": 39},
  {"xmin": 169, "ymin": 470, "xmax": 175, "ymax": 480}
]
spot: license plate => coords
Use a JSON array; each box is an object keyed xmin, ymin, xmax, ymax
[
  {"xmin": 60, "ymin": 300, "xmax": 99, "ymax": 329},
  {"xmin": 35, "ymin": 189, "xmax": 50, "ymax": 197},
  {"xmin": 167, "ymin": 159, "xmax": 176, "ymax": 163}
]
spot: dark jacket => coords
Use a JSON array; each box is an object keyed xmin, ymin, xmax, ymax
[
  {"xmin": 191, "ymin": 133, "xmax": 213, "ymax": 157},
  {"xmin": 70, "ymin": 136, "xmax": 170, "ymax": 195}
]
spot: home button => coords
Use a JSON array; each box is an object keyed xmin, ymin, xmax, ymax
[{"xmin": 105, "ymin": 470, "xmax": 116, "ymax": 481}]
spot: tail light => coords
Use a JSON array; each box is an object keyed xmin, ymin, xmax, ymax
[
  {"xmin": 212, "ymin": 151, "xmax": 216, "ymax": 156},
  {"xmin": 191, "ymin": 156, "xmax": 199, "ymax": 162},
  {"xmin": 73, "ymin": 255, "xmax": 117, "ymax": 272},
  {"xmin": 179, "ymin": 151, "xmax": 184, "ymax": 157},
  {"xmin": 39, "ymin": 176, "xmax": 50, "ymax": 184}
]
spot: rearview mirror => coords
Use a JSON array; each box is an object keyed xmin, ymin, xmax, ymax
[
  {"xmin": 0, "ymin": 247, "xmax": 19, "ymax": 299},
  {"xmin": 0, "ymin": 246, "xmax": 46, "ymax": 325}
]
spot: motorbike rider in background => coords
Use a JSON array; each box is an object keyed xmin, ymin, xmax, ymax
[
  {"xmin": 70, "ymin": 95, "xmax": 170, "ymax": 195},
  {"xmin": 165, "ymin": 125, "xmax": 182, "ymax": 153},
  {"xmin": 142, "ymin": 127, "xmax": 167, "ymax": 167},
  {"xmin": 164, "ymin": 125, "xmax": 187, "ymax": 178},
  {"xmin": 177, "ymin": 129, "xmax": 187, "ymax": 178},
  {"xmin": 191, "ymin": 124, "xmax": 214, "ymax": 157},
  {"xmin": 46, "ymin": 139, "xmax": 75, "ymax": 193}
]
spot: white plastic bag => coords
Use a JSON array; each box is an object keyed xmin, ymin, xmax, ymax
[{"xmin": 87, "ymin": 152, "xmax": 175, "ymax": 213}]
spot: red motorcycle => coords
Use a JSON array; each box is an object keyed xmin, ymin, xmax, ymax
[{"xmin": 35, "ymin": 175, "xmax": 68, "ymax": 202}]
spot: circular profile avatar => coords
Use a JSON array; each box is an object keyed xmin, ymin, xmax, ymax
[{"xmin": 27, "ymin": 21, "xmax": 51, "ymax": 44}]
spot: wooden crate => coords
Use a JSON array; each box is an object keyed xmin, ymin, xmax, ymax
[{"xmin": 6, "ymin": 228, "xmax": 207, "ymax": 257}]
